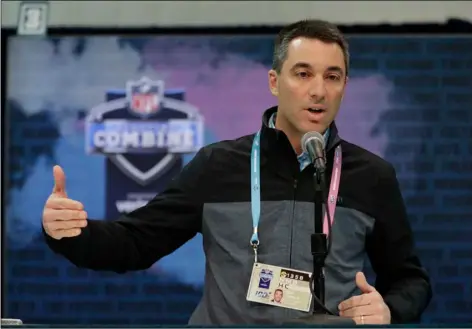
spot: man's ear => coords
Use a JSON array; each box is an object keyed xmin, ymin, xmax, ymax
[{"xmin": 268, "ymin": 69, "xmax": 279, "ymax": 96}]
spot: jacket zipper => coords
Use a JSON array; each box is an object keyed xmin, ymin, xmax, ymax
[{"xmin": 289, "ymin": 178, "xmax": 298, "ymax": 266}]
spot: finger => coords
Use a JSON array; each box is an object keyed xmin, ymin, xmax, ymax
[
  {"xmin": 44, "ymin": 208, "xmax": 87, "ymax": 221},
  {"xmin": 339, "ymin": 303, "xmax": 379, "ymax": 318},
  {"xmin": 46, "ymin": 219, "xmax": 88, "ymax": 231},
  {"xmin": 52, "ymin": 165, "xmax": 67, "ymax": 196},
  {"xmin": 54, "ymin": 229, "xmax": 82, "ymax": 239},
  {"xmin": 338, "ymin": 294, "xmax": 372, "ymax": 311},
  {"xmin": 354, "ymin": 314, "xmax": 388, "ymax": 325},
  {"xmin": 46, "ymin": 197, "xmax": 84, "ymax": 210},
  {"xmin": 356, "ymin": 272, "xmax": 375, "ymax": 294}
]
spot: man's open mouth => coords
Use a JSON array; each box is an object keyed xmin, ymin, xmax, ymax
[{"xmin": 307, "ymin": 108, "xmax": 325, "ymax": 113}]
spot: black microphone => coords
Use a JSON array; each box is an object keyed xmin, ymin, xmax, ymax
[
  {"xmin": 301, "ymin": 131, "xmax": 329, "ymax": 313},
  {"xmin": 284, "ymin": 132, "xmax": 354, "ymax": 325},
  {"xmin": 301, "ymin": 131, "xmax": 326, "ymax": 173}
]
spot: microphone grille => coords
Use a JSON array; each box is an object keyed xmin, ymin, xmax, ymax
[{"xmin": 301, "ymin": 131, "xmax": 325, "ymax": 153}]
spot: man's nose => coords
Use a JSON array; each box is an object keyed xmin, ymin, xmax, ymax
[{"xmin": 308, "ymin": 75, "xmax": 327, "ymax": 100}]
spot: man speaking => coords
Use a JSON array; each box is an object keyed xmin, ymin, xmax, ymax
[{"xmin": 42, "ymin": 19, "xmax": 432, "ymax": 325}]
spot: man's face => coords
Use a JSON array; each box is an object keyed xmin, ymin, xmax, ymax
[
  {"xmin": 268, "ymin": 37, "xmax": 347, "ymax": 136},
  {"xmin": 274, "ymin": 290, "xmax": 283, "ymax": 302}
]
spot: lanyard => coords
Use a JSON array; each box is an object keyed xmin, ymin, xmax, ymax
[{"xmin": 250, "ymin": 130, "xmax": 342, "ymax": 263}]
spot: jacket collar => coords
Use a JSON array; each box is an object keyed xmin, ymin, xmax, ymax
[
  {"xmin": 260, "ymin": 106, "xmax": 341, "ymax": 151},
  {"xmin": 258, "ymin": 106, "xmax": 342, "ymax": 174}
]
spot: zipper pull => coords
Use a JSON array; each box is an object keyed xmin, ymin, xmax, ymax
[{"xmin": 293, "ymin": 179, "xmax": 298, "ymax": 189}]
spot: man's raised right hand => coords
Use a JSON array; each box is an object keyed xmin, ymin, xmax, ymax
[{"xmin": 42, "ymin": 165, "xmax": 88, "ymax": 240}]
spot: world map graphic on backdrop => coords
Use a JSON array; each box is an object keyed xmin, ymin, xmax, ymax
[{"xmin": 5, "ymin": 34, "xmax": 472, "ymax": 324}]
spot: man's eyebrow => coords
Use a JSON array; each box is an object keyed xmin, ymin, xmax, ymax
[
  {"xmin": 290, "ymin": 62, "xmax": 312, "ymax": 70},
  {"xmin": 326, "ymin": 66, "xmax": 345, "ymax": 75},
  {"xmin": 291, "ymin": 63, "xmax": 345, "ymax": 75}
]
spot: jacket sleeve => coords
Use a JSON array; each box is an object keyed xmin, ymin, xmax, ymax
[
  {"xmin": 366, "ymin": 164, "xmax": 432, "ymax": 324},
  {"xmin": 43, "ymin": 147, "xmax": 211, "ymax": 273}
]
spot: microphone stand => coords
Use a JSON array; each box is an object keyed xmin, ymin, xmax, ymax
[
  {"xmin": 284, "ymin": 167, "xmax": 355, "ymax": 325},
  {"xmin": 312, "ymin": 168, "xmax": 327, "ymax": 312}
]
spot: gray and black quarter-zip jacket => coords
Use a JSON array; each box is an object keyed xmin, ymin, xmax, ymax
[{"xmin": 45, "ymin": 106, "xmax": 432, "ymax": 325}]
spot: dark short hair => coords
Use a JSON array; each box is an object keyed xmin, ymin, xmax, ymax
[{"xmin": 272, "ymin": 19, "xmax": 349, "ymax": 76}]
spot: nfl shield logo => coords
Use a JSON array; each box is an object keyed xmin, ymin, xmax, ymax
[{"xmin": 126, "ymin": 77, "xmax": 164, "ymax": 117}]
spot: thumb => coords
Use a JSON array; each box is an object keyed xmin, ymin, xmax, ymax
[
  {"xmin": 356, "ymin": 272, "xmax": 375, "ymax": 294},
  {"xmin": 52, "ymin": 165, "xmax": 67, "ymax": 196}
]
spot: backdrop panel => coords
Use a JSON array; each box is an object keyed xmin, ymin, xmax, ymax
[{"xmin": 4, "ymin": 33, "xmax": 472, "ymax": 324}]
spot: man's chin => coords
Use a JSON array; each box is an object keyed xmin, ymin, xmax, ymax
[{"xmin": 299, "ymin": 123, "xmax": 328, "ymax": 136}]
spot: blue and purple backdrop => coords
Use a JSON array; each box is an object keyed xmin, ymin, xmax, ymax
[{"xmin": 4, "ymin": 33, "xmax": 472, "ymax": 324}]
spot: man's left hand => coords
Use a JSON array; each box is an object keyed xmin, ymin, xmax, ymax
[{"xmin": 338, "ymin": 272, "xmax": 391, "ymax": 325}]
